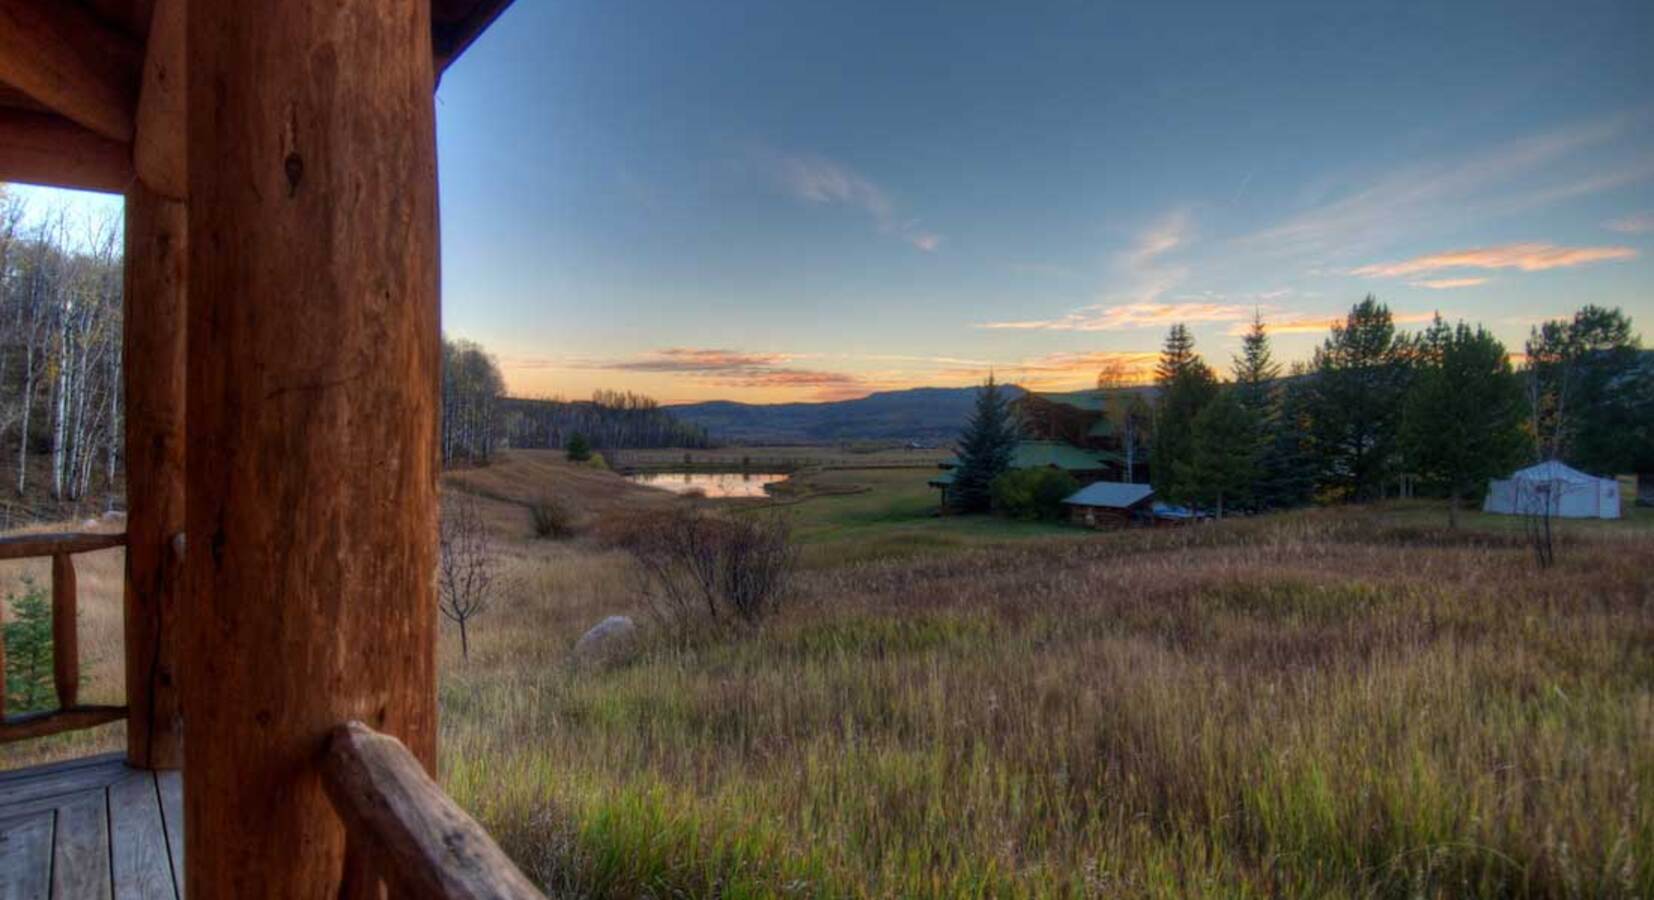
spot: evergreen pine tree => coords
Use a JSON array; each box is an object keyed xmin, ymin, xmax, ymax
[
  {"xmin": 1231, "ymin": 311, "xmax": 1280, "ymax": 416},
  {"xmin": 4, "ymin": 580, "xmax": 57, "ymax": 713},
  {"xmin": 1405, "ymin": 319, "xmax": 1526, "ymax": 528},
  {"xmin": 1303, "ymin": 296, "xmax": 1414, "ymax": 501},
  {"xmin": 1263, "ymin": 365, "xmax": 1319, "ymax": 509},
  {"xmin": 566, "ymin": 432, "xmax": 592, "ymax": 462},
  {"xmin": 1156, "ymin": 323, "xmax": 1197, "ymax": 385},
  {"xmin": 1176, "ymin": 389, "xmax": 1260, "ymax": 518},
  {"xmin": 1231, "ymin": 312, "xmax": 1284, "ymax": 510},
  {"xmin": 1151, "ymin": 325, "xmax": 1217, "ymax": 501},
  {"xmin": 951, "ymin": 375, "xmax": 1020, "ymax": 513}
]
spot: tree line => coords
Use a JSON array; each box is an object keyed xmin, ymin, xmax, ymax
[
  {"xmin": 953, "ymin": 297, "xmax": 1650, "ymax": 526},
  {"xmin": 0, "ymin": 189, "xmax": 125, "ymax": 523},
  {"xmin": 1150, "ymin": 298, "xmax": 1649, "ymax": 524},
  {"xmin": 441, "ymin": 337, "xmax": 711, "ymax": 468},
  {"xmin": 499, "ymin": 390, "xmax": 711, "ymax": 456}
]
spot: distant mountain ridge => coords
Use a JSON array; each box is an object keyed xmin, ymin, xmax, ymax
[{"xmin": 669, "ymin": 385, "xmax": 1029, "ymax": 444}]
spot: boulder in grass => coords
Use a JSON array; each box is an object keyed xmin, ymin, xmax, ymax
[{"xmin": 572, "ymin": 615, "xmax": 638, "ymax": 668}]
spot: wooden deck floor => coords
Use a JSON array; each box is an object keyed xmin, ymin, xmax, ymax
[{"xmin": 0, "ymin": 755, "xmax": 182, "ymax": 899}]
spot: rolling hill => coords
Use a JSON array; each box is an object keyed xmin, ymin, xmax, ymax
[{"xmin": 668, "ymin": 385, "xmax": 1029, "ymax": 444}]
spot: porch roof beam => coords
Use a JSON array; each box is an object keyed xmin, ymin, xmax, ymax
[{"xmin": 0, "ymin": 0, "xmax": 141, "ymax": 142}]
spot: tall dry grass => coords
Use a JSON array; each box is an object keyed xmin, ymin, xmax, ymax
[
  {"xmin": 4, "ymin": 460, "xmax": 1648, "ymax": 897},
  {"xmin": 442, "ymin": 507, "xmax": 1653, "ymax": 898}
]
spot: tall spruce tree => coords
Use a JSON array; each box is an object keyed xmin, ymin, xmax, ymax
[
  {"xmin": 1231, "ymin": 312, "xmax": 1283, "ymax": 510},
  {"xmin": 1177, "ymin": 388, "xmax": 1259, "ymax": 518},
  {"xmin": 1525, "ymin": 305, "xmax": 1648, "ymax": 474},
  {"xmin": 1304, "ymin": 297, "xmax": 1414, "ymax": 501},
  {"xmin": 1404, "ymin": 318, "xmax": 1526, "ymax": 528},
  {"xmin": 1151, "ymin": 324, "xmax": 1218, "ymax": 502},
  {"xmin": 1264, "ymin": 367, "xmax": 1319, "ymax": 508},
  {"xmin": 951, "ymin": 374, "xmax": 1020, "ymax": 513},
  {"xmin": 1156, "ymin": 323, "xmax": 1197, "ymax": 383},
  {"xmin": 1232, "ymin": 311, "xmax": 1280, "ymax": 415}
]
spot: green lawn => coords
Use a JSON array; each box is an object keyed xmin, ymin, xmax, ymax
[
  {"xmin": 753, "ymin": 468, "xmax": 1652, "ymax": 567},
  {"xmin": 759, "ymin": 468, "xmax": 1090, "ymax": 566}
]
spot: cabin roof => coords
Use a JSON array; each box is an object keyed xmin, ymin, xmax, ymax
[
  {"xmin": 1027, "ymin": 389, "xmax": 1110, "ymax": 412},
  {"xmin": 932, "ymin": 441, "xmax": 1117, "ymax": 486},
  {"xmin": 1062, "ymin": 481, "xmax": 1155, "ymax": 509}
]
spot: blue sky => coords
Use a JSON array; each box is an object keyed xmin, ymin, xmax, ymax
[{"xmin": 14, "ymin": 1, "xmax": 1654, "ymax": 403}]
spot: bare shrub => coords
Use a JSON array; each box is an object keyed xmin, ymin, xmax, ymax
[
  {"xmin": 616, "ymin": 506, "xmax": 797, "ymax": 634},
  {"xmin": 528, "ymin": 494, "xmax": 576, "ymax": 539},
  {"xmin": 439, "ymin": 492, "xmax": 495, "ymax": 659}
]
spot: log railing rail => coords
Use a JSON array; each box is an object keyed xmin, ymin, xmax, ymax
[
  {"xmin": 0, "ymin": 531, "xmax": 127, "ymax": 743},
  {"xmin": 321, "ymin": 721, "xmax": 546, "ymax": 899}
]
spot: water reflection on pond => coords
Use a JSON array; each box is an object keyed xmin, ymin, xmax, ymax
[{"xmin": 625, "ymin": 471, "xmax": 789, "ymax": 498}]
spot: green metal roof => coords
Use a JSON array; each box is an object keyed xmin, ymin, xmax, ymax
[
  {"xmin": 1028, "ymin": 389, "xmax": 1110, "ymax": 412},
  {"xmin": 937, "ymin": 441, "xmax": 1115, "ymax": 477}
]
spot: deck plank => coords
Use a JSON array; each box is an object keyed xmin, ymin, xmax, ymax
[
  {"xmin": 154, "ymin": 773, "xmax": 182, "ymax": 899},
  {"xmin": 52, "ymin": 791, "xmax": 112, "ymax": 900},
  {"xmin": 107, "ymin": 772, "xmax": 175, "ymax": 900},
  {"xmin": 0, "ymin": 810, "xmax": 53, "ymax": 900},
  {"xmin": 0, "ymin": 760, "xmax": 126, "ymax": 810}
]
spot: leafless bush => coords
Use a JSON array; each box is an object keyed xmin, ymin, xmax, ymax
[
  {"xmin": 439, "ymin": 492, "xmax": 495, "ymax": 658},
  {"xmin": 616, "ymin": 506, "xmax": 797, "ymax": 634},
  {"xmin": 528, "ymin": 494, "xmax": 576, "ymax": 539}
]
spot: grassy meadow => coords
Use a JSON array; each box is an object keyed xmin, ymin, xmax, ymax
[
  {"xmin": 440, "ymin": 452, "xmax": 1653, "ymax": 898},
  {"xmin": 4, "ymin": 449, "xmax": 1651, "ymax": 897}
]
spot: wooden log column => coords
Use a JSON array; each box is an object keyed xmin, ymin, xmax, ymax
[
  {"xmin": 184, "ymin": 0, "xmax": 441, "ymax": 894},
  {"xmin": 122, "ymin": 181, "xmax": 186, "ymax": 770}
]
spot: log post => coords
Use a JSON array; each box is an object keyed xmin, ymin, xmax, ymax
[
  {"xmin": 122, "ymin": 181, "xmax": 186, "ymax": 769},
  {"xmin": 184, "ymin": 0, "xmax": 441, "ymax": 894},
  {"xmin": 50, "ymin": 553, "xmax": 77, "ymax": 708}
]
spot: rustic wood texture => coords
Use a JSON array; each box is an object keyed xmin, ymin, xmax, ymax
[
  {"xmin": 0, "ymin": 531, "xmax": 126, "ymax": 561},
  {"xmin": 184, "ymin": 0, "xmax": 441, "ymax": 894},
  {"xmin": 0, "ymin": 706, "xmax": 126, "ymax": 744},
  {"xmin": 108, "ymin": 771, "xmax": 174, "ymax": 900},
  {"xmin": 131, "ymin": 0, "xmax": 182, "ymax": 198},
  {"xmin": 52, "ymin": 791, "xmax": 113, "ymax": 900},
  {"xmin": 122, "ymin": 183, "xmax": 186, "ymax": 771},
  {"xmin": 0, "ymin": 107, "xmax": 132, "ymax": 191},
  {"xmin": 0, "ymin": 755, "xmax": 182, "ymax": 899},
  {"xmin": 0, "ymin": 809, "xmax": 53, "ymax": 899},
  {"xmin": 321, "ymin": 723, "xmax": 544, "ymax": 900},
  {"xmin": 50, "ymin": 553, "xmax": 79, "ymax": 709},
  {"xmin": 0, "ymin": 0, "xmax": 140, "ymax": 140}
]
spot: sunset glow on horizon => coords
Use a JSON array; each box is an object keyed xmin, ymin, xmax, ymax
[{"xmin": 424, "ymin": 2, "xmax": 1652, "ymax": 404}]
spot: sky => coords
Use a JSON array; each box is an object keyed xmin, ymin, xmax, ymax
[{"xmin": 14, "ymin": 1, "xmax": 1654, "ymax": 404}]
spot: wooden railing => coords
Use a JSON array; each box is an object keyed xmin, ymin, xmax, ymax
[
  {"xmin": 321, "ymin": 721, "xmax": 545, "ymax": 899},
  {"xmin": 0, "ymin": 531, "xmax": 128, "ymax": 743}
]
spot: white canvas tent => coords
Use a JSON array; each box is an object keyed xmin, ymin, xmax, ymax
[{"xmin": 1483, "ymin": 461, "xmax": 1621, "ymax": 519}]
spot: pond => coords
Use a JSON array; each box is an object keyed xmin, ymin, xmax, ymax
[{"xmin": 625, "ymin": 471, "xmax": 790, "ymax": 498}]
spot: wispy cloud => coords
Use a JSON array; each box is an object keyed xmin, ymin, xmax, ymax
[
  {"xmin": 1605, "ymin": 211, "xmax": 1654, "ymax": 234},
  {"xmin": 1125, "ymin": 210, "xmax": 1191, "ymax": 270},
  {"xmin": 980, "ymin": 211, "xmax": 1214, "ymax": 332},
  {"xmin": 979, "ymin": 301, "xmax": 1253, "ymax": 332},
  {"xmin": 1245, "ymin": 114, "xmax": 1649, "ymax": 259},
  {"xmin": 556, "ymin": 347, "xmax": 868, "ymax": 399},
  {"xmin": 760, "ymin": 150, "xmax": 942, "ymax": 251},
  {"xmin": 1409, "ymin": 277, "xmax": 1488, "ymax": 290},
  {"xmin": 1352, "ymin": 242, "xmax": 1636, "ymax": 278},
  {"xmin": 1232, "ymin": 311, "xmax": 1439, "ymax": 336}
]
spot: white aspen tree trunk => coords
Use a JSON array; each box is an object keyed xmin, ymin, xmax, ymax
[
  {"xmin": 52, "ymin": 299, "xmax": 71, "ymax": 500},
  {"xmin": 17, "ymin": 332, "xmax": 34, "ymax": 495}
]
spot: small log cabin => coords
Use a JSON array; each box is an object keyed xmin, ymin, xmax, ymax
[
  {"xmin": 1060, "ymin": 481, "xmax": 1155, "ymax": 529},
  {"xmin": 0, "ymin": 0, "xmax": 545, "ymax": 895}
]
